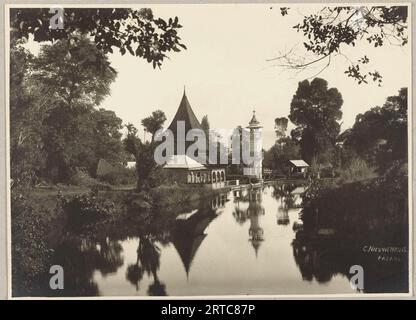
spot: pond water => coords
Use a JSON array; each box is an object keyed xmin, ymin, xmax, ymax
[{"xmin": 51, "ymin": 184, "xmax": 408, "ymax": 296}]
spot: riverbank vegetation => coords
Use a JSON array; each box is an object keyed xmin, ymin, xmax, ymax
[{"xmin": 299, "ymin": 88, "xmax": 408, "ymax": 240}]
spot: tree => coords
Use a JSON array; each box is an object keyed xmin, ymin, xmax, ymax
[
  {"xmin": 10, "ymin": 8, "xmax": 186, "ymax": 69},
  {"xmin": 11, "ymin": 37, "xmax": 125, "ymax": 183},
  {"xmin": 91, "ymin": 109, "xmax": 124, "ymax": 161},
  {"xmin": 41, "ymin": 106, "xmax": 125, "ymax": 182},
  {"xmin": 201, "ymin": 115, "xmax": 210, "ymax": 133},
  {"xmin": 275, "ymin": 6, "xmax": 408, "ymax": 84},
  {"xmin": 345, "ymin": 88, "xmax": 407, "ymax": 172},
  {"xmin": 30, "ymin": 36, "xmax": 116, "ymax": 108},
  {"xmin": 141, "ymin": 110, "xmax": 167, "ymax": 142},
  {"xmin": 263, "ymin": 137, "xmax": 300, "ymax": 173},
  {"xmin": 124, "ymin": 124, "xmax": 163, "ymax": 191},
  {"xmin": 274, "ymin": 117, "xmax": 288, "ymax": 139},
  {"xmin": 10, "ymin": 42, "xmax": 45, "ymax": 186},
  {"xmin": 28, "ymin": 37, "xmax": 120, "ymax": 181},
  {"xmin": 289, "ymin": 78, "xmax": 343, "ymax": 164}
]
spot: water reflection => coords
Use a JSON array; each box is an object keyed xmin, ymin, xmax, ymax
[
  {"xmin": 52, "ymin": 237, "xmax": 123, "ymax": 296},
  {"xmin": 231, "ymin": 188, "xmax": 267, "ymax": 256},
  {"xmin": 126, "ymin": 235, "xmax": 166, "ymax": 295},
  {"xmin": 47, "ymin": 184, "xmax": 408, "ymax": 296},
  {"xmin": 292, "ymin": 235, "xmax": 409, "ymax": 293},
  {"xmin": 173, "ymin": 208, "xmax": 218, "ymax": 277}
]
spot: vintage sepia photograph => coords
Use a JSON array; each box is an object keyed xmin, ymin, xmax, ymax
[{"xmin": 6, "ymin": 3, "xmax": 412, "ymax": 298}]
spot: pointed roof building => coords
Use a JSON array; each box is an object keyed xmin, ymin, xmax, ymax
[
  {"xmin": 167, "ymin": 89, "xmax": 203, "ymax": 156},
  {"xmin": 168, "ymin": 89, "xmax": 202, "ymax": 134}
]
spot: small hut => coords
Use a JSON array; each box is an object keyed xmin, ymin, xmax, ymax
[{"xmin": 288, "ymin": 160, "xmax": 309, "ymax": 178}]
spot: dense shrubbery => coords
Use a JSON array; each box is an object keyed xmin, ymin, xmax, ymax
[
  {"xmin": 11, "ymin": 193, "xmax": 52, "ymax": 296},
  {"xmin": 62, "ymin": 191, "xmax": 116, "ymax": 226},
  {"xmin": 336, "ymin": 158, "xmax": 377, "ymax": 184},
  {"xmin": 97, "ymin": 167, "xmax": 136, "ymax": 185},
  {"xmin": 69, "ymin": 169, "xmax": 112, "ymax": 190}
]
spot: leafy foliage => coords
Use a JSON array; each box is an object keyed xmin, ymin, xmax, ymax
[
  {"xmin": 62, "ymin": 190, "xmax": 116, "ymax": 226},
  {"xmin": 141, "ymin": 110, "xmax": 167, "ymax": 141},
  {"xmin": 274, "ymin": 117, "xmax": 288, "ymax": 138},
  {"xmin": 97, "ymin": 166, "xmax": 136, "ymax": 186},
  {"xmin": 31, "ymin": 36, "xmax": 116, "ymax": 107},
  {"xmin": 10, "ymin": 37, "xmax": 126, "ymax": 184},
  {"xmin": 12, "ymin": 193, "xmax": 52, "ymax": 296},
  {"xmin": 336, "ymin": 158, "xmax": 376, "ymax": 184},
  {"xmin": 277, "ymin": 6, "xmax": 408, "ymax": 84},
  {"xmin": 263, "ymin": 137, "xmax": 300, "ymax": 173},
  {"xmin": 345, "ymin": 88, "xmax": 407, "ymax": 172},
  {"xmin": 10, "ymin": 43, "xmax": 45, "ymax": 187},
  {"xmin": 42, "ymin": 107, "xmax": 125, "ymax": 182},
  {"xmin": 289, "ymin": 78, "xmax": 343, "ymax": 164},
  {"xmin": 201, "ymin": 115, "xmax": 210, "ymax": 133},
  {"xmin": 124, "ymin": 122, "xmax": 166, "ymax": 191},
  {"xmin": 10, "ymin": 8, "xmax": 186, "ymax": 69}
]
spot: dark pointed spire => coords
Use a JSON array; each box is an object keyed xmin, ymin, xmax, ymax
[{"xmin": 167, "ymin": 89, "xmax": 203, "ymax": 153}]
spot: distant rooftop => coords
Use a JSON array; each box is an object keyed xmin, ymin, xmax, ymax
[
  {"xmin": 164, "ymin": 155, "xmax": 206, "ymax": 170},
  {"xmin": 289, "ymin": 160, "xmax": 309, "ymax": 167}
]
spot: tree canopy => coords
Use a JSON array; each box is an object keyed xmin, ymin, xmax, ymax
[
  {"xmin": 141, "ymin": 110, "xmax": 167, "ymax": 142},
  {"xmin": 10, "ymin": 36, "xmax": 126, "ymax": 184},
  {"xmin": 124, "ymin": 123, "xmax": 164, "ymax": 191},
  {"xmin": 289, "ymin": 78, "xmax": 343, "ymax": 164},
  {"xmin": 263, "ymin": 137, "xmax": 300, "ymax": 173},
  {"xmin": 345, "ymin": 88, "xmax": 407, "ymax": 172},
  {"xmin": 201, "ymin": 115, "xmax": 210, "ymax": 133},
  {"xmin": 275, "ymin": 6, "xmax": 408, "ymax": 84},
  {"xmin": 274, "ymin": 117, "xmax": 288, "ymax": 138},
  {"xmin": 30, "ymin": 36, "xmax": 116, "ymax": 108},
  {"xmin": 10, "ymin": 8, "xmax": 186, "ymax": 69}
]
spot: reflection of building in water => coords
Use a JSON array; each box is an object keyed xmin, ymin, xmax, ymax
[
  {"xmin": 211, "ymin": 193, "xmax": 227, "ymax": 210},
  {"xmin": 172, "ymin": 209, "xmax": 217, "ymax": 278},
  {"xmin": 277, "ymin": 208, "xmax": 289, "ymax": 225},
  {"xmin": 275, "ymin": 185, "xmax": 305, "ymax": 226},
  {"xmin": 273, "ymin": 183, "xmax": 305, "ymax": 215},
  {"xmin": 290, "ymin": 186, "xmax": 305, "ymax": 208},
  {"xmin": 232, "ymin": 188, "xmax": 265, "ymax": 257}
]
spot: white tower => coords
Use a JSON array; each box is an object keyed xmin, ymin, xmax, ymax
[{"xmin": 246, "ymin": 110, "xmax": 263, "ymax": 181}]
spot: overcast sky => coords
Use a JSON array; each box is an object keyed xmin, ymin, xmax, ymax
[{"xmin": 23, "ymin": 4, "xmax": 411, "ymax": 149}]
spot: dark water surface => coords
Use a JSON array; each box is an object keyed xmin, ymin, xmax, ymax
[{"xmin": 51, "ymin": 184, "xmax": 408, "ymax": 296}]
